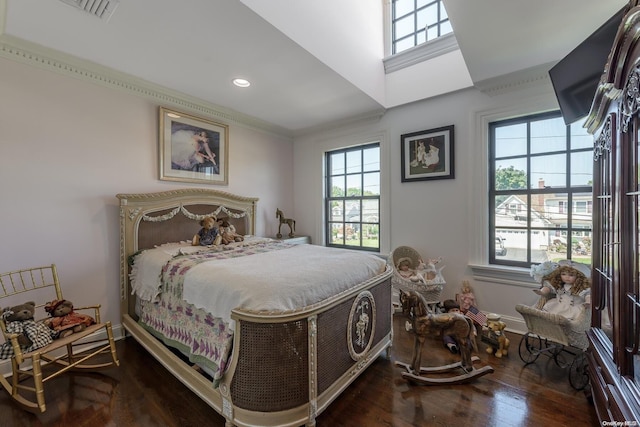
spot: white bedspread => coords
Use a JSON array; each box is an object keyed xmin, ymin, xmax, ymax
[
  {"xmin": 184, "ymin": 244, "xmax": 386, "ymax": 324},
  {"xmin": 131, "ymin": 240, "xmax": 386, "ymax": 325},
  {"xmin": 130, "ymin": 237, "xmax": 273, "ymax": 302}
]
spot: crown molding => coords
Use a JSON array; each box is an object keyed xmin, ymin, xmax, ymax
[
  {"xmin": 473, "ymin": 62, "xmax": 555, "ymax": 96},
  {"xmin": 0, "ymin": 34, "xmax": 293, "ymax": 139}
]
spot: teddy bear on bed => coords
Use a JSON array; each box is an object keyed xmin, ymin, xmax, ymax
[
  {"xmin": 0, "ymin": 301, "xmax": 57, "ymax": 358},
  {"xmin": 218, "ymin": 218, "xmax": 244, "ymax": 244},
  {"xmin": 192, "ymin": 215, "xmax": 222, "ymax": 246},
  {"xmin": 43, "ymin": 299, "xmax": 96, "ymax": 338}
]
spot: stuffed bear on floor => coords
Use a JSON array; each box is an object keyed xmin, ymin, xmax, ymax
[
  {"xmin": 0, "ymin": 301, "xmax": 57, "ymax": 359},
  {"xmin": 43, "ymin": 299, "xmax": 96, "ymax": 338},
  {"xmin": 483, "ymin": 314, "xmax": 510, "ymax": 358}
]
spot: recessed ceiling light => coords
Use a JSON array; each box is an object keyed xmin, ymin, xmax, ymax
[{"xmin": 233, "ymin": 78, "xmax": 251, "ymax": 88}]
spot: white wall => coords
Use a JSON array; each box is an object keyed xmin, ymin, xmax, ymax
[
  {"xmin": 293, "ymin": 78, "xmax": 563, "ymax": 333},
  {"xmin": 0, "ymin": 51, "xmax": 570, "ymax": 334},
  {"xmin": 0, "ymin": 56, "xmax": 293, "ymax": 329}
]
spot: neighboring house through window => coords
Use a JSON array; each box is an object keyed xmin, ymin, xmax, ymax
[
  {"xmin": 489, "ymin": 112, "xmax": 593, "ymax": 267},
  {"xmin": 326, "ymin": 143, "xmax": 380, "ymax": 251}
]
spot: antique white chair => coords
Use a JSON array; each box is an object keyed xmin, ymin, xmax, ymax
[{"xmin": 0, "ymin": 264, "xmax": 119, "ymax": 412}]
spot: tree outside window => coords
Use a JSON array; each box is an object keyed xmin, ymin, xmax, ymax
[{"xmin": 490, "ymin": 112, "xmax": 593, "ymax": 267}]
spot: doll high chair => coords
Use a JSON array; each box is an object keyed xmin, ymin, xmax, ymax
[
  {"xmin": 389, "ymin": 246, "xmax": 445, "ymax": 313},
  {"xmin": 515, "ymin": 260, "xmax": 591, "ymax": 390}
]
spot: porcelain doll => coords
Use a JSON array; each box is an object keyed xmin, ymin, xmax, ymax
[{"xmin": 536, "ymin": 261, "xmax": 590, "ymax": 321}]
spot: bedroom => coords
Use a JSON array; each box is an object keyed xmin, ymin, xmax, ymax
[{"xmin": 0, "ymin": 0, "xmax": 629, "ymax": 425}]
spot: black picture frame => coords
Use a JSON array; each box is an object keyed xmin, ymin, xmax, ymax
[{"xmin": 401, "ymin": 125, "xmax": 454, "ymax": 182}]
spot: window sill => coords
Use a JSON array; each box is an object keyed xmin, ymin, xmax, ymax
[
  {"xmin": 383, "ymin": 33, "xmax": 459, "ymax": 74},
  {"xmin": 469, "ymin": 263, "xmax": 539, "ymax": 288}
]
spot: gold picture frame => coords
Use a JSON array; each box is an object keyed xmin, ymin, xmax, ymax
[{"xmin": 159, "ymin": 107, "xmax": 229, "ymax": 185}]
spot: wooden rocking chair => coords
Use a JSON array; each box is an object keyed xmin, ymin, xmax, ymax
[{"xmin": 0, "ymin": 264, "xmax": 119, "ymax": 413}]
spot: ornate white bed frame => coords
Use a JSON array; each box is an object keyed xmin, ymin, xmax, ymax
[{"xmin": 117, "ymin": 188, "xmax": 393, "ymax": 427}]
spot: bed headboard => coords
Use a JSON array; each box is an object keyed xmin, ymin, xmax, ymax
[{"xmin": 116, "ymin": 188, "xmax": 258, "ymax": 317}]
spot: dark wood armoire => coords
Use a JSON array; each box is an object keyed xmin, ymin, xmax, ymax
[{"xmin": 586, "ymin": 1, "xmax": 640, "ymax": 422}]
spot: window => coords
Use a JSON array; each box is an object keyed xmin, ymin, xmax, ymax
[
  {"xmin": 392, "ymin": 0, "xmax": 452, "ymax": 55},
  {"xmin": 489, "ymin": 112, "xmax": 593, "ymax": 267},
  {"xmin": 326, "ymin": 143, "xmax": 380, "ymax": 251}
]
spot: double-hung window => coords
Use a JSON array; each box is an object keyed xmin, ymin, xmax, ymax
[
  {"xmin": 325, "ymin": 144, "xmax": 380, "ymax": 251},
  {"xmin": 489, "ymin": 112, "xmax": 593, "ymax": 267}
]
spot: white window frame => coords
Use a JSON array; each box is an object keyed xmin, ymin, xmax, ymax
[
  {"xmin": 305, "ymin": 130, "xmax": 390, "ymax": 255},
  {"xmin": 468, "ymin": 97, "xmax": 563, "ymax": 287}
]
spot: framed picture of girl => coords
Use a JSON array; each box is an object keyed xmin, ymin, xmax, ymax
[
  {"xmin": 159, "ymin": 107, "xmax": 229, "ymax": 185},
  {"xmin": 401, "ymin": 125, "xmax": 454, "ymax": 182}
]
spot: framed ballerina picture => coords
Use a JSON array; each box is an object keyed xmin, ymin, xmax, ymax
[
  {"xmin": 159, "ymin": 107, "xmax": 229, "ymax": 185},
  {"xmin": 401, "ymin": 125, "xmax": 454, "ymax": 182}
]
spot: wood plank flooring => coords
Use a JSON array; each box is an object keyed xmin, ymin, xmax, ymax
[{"xmin": 0, "ymin": 314, "xmax": 597, "ymax": 426}]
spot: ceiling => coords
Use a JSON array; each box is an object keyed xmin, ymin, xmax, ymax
[{"xmin": 0, "ymin": 0, "xmax": 629, "ymax": 135}]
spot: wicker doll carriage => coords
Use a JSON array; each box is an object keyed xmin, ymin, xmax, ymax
[
  {"xmin": 389, "ymin": 246, "xmax": 445, "ymax": 313},
  {"xmin": 515, "ymin": 260, "xmax": 591, "ymax": 390}
]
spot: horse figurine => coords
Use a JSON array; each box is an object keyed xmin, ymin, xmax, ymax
[
  {"xmin": 276, "ymin": 208, "xmax": 296, "ymax": 238},
  {"xmin": 395, "ymin": 289, "xmax": 494, "ymax": 385}
]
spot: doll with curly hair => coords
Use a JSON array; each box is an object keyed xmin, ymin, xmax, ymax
[{"xmin": 535, "ymin": 261, "xmax": 590, "ymax": 320}]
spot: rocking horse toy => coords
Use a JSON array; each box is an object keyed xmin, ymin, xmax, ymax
[
  {"xmin": 276, "ymin": 208, "xmax": 296, "ymax": 238},
  {"xmin": 395, "ymin": 289, "xmax": 494, "ymax": 385}
]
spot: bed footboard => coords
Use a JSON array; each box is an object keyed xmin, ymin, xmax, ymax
[{"xmin": 220, "ymin": 273, "xmax": 392, "ymax": 427}]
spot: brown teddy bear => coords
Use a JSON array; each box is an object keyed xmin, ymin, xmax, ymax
[
  {"xmin": 218, "ymin": 219, "xmax": 244, "ymax": 244},
  {"xmin": 483, "ymin": 314, "xmax": 510, "ymax": 358},
  {"xmin": 0, "ymin": 301, "xmax": 57, "ymax": 358},
  {"xmin": 43, "ymin": 299, "xmax": 95, "ymax": 338},
  {"xmin": 192, "ymin": 216, "xmax": 222, "ymax": 246}
]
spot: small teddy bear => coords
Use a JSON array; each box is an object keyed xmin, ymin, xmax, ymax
[
  {"xmin": 0, "ymin": 301, "xmax": 57, "ymax": 358},
  {"xmin": 43, "ymin": 299, "xmax": 95, "ymax": 338},
  {"xmin": 218, "ymin": 219, "xmax": 244, "ymax": 245},
  {"xmin": 483, "ymin": 313, "xmax": 510, "ymax": 358},
  {"xmin": 192, "ymin": 216, "xmax": 222, "ymax": 246}
]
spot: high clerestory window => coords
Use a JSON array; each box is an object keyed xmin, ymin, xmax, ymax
[{"xmin": 392, "ymin": 0, "xmax": 452, "ymax": 55}]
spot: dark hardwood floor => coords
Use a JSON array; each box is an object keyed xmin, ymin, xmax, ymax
[{"xmin": 1, "ymin": 314, "xmax": 598, "ymax": 426}]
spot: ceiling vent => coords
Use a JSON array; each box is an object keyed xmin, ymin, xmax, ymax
[{"xmin": 58, "ymin": 0, "xmax": 120, "ymax": 21}]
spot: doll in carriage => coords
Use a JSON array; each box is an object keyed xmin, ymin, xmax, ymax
[
  {"xmin": 515, "ymin": 260, "xmax": 591, "ymax": 389},
  {"xmin": 389, "ymin": 246, "xmax": 445, "ymax": 313},
  {"xmin": 534, "ymin": 260, "xmax": 590, "ymax": 320}
]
